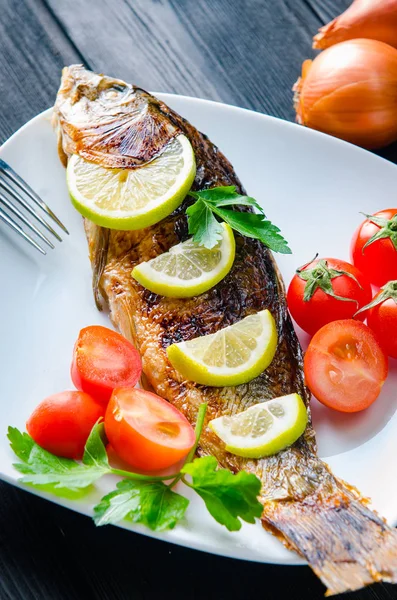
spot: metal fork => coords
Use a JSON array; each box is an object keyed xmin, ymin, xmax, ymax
[{"xmin": 0, "ymin": 159, "xmax": 68, "ymax": 254}]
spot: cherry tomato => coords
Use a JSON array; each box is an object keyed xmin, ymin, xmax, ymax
[
  {"xmin": 71, "ymin": 325, "xmax": 142, "ymax": 406},
  {"xmin": 351, "ymin": 209, "xmax": 397, "ymax": 287},
  {"xmin": 365, "ymin": 282, "xmax": 397, "ymax": 359},
  {"xmin": 287, "ymin": 258, "xmax": 372, "ymax": 335},
  {"xmin": 104, "ymin": 388, "xmax": 195, "ymax": 471},
  {"xmin": 26, "ymin": 391, "xmax": 104, "ymax": 459},
  {"xmin": 304, "ymin": 320, "xmax": 388, "ymax": 413}
]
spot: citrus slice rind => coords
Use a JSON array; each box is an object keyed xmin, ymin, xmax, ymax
[
  {"xmin": 132, "ymin": 223, "xmax": 235, "ymax": 298},
  {"xmin": 166, "ymin": 309, "xmax": 278, "ymax": 386},
  {"xmin": 66, "ymin": 134, "xmax": 196, "ymax": 230},
  {"xmin": 209, "ymin": 393, "xmax": 307, "ymax": 458}
]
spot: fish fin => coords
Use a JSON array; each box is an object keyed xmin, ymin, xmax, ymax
[
  {"xmin": 107, "ymin": 293, "xmax": 154, "ymax": 392},
  {"xmin": 263, "ymin": 487, "xmax": 397, "ymax": 595},
  {"xmin": 83, "ymin": 221, "xmax": 110, "ymax": 310}
]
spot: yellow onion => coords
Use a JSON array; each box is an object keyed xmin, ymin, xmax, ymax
[
  {"xmin": 293, "ymin": 39, "xmax": 397, "ymax": 149},
  {"xmin": 314, "ymin": 0, "xmax": 397, "ymax": 50}
]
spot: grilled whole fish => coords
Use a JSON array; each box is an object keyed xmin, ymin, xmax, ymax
[{"xmin": 54, "ymin": 65, "xmax": 397, "ymax": 595}]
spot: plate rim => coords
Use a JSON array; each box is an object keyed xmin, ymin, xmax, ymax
[
  {"xmin": 5, "ymin": 99, "xmax": 397, "ymax": 177},
  {"xmin": 1, "ymin": 95, "xmax": 396, "ymax": 568}
]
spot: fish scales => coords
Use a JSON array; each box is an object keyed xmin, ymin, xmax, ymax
[{"xmin": 54, "ymin": 65, "xmax": 397, "ymax": 595}]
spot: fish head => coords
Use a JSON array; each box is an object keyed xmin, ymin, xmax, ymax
[{"xmin": 53, "ymin": 64, "xmax": 179, "ymax": 169}]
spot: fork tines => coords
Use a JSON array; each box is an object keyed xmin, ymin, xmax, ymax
[{"xmin": 0, "ymin": 159, "xmax": 68, "ymax": 255}]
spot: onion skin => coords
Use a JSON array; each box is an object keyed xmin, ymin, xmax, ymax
[
  {"xmin": 314, "ymin": 0, "xmax": 397, "ymax": 50},
  {"xmin": 294, "ymin": 39, "xmax": 397, "ymax": 149}
]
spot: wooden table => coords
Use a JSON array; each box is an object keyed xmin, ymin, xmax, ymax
[{"xmin": 1, "ymin": 1, "xmax": 396, "ymax": 599}]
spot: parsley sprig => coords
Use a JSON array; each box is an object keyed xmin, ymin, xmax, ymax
[
  {"xmin": 8, "ymin": 404, "xmax": 263, "ymax": 532},
  {"xmin": 186, "ymin": 186, "xmax": 291, "ymax": 254}
]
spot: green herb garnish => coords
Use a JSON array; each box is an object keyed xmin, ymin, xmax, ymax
[
  {"xmin": 8, "ymin": 424, "xmax": 109, "ymax": 490},
  {"xmin": 94, "ymin": 479, "xmax": 189, "ymax": 531},
  {"xmin": 182, "ymin": 456, "xmax": 262, "ymax": 531},
  {"xmin": 187, "ymin": 186, "xmax": 291, "ymax": 254},
  {"xmin": 8, "ymin": 403, "xmax": 263, "ymax": 533}
]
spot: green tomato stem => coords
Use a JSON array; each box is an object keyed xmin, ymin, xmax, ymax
[
  {"xmin": 109, "ymin": 467, "xmax": 180, "ymax": 481},
  {"xmin": 355, "ymin": 280, "xmax": 397, "ymax": 316},
  {"xmin": 167, "ymin": 402, "xmax": 208, "ymax": 489},
  {"xmin": 184, "ymin": 402, "xmax": 208, "ymax": 466}
]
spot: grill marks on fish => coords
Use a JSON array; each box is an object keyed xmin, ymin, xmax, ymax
[{"xmin": 55, "ymin": 65, "xmax": 397, "ymax": 595}]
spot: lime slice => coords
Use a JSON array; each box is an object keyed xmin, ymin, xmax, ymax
[
  {"xmin": 66, "ymin": 134, "xmax": 196, "ymax": 230},
  {"xmin": 132, "ymin": 223, "xmax": 235, "ymax": 298},
  {"xmin": 209, "ymin": 394, "xmax": 307, "ymax": 458},
  {"xmin": 167, "ymin": 309, "xmax": 277, "ymax": 386}
]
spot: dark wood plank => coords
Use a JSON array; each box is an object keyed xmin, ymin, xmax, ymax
[
  {"xmin": 0, "ymin": 0, "xmax": 85, "ymax": 144},
  {"xmin": 0, "ymin": 1, "xmax": 396, "ymax": 599},
  {"xmin": 45, "ymin": 0, "xmax": 351, "ymax": 121}
]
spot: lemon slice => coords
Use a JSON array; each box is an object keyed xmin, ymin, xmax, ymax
[
  {"xmin": 167, "ymin": 309, "xmax": 277, "ymax": 386},
  {"xmin": 132, "ymin": 223, "xmax": 235, "ymax": 298},
  {"xmin": 209, "ymin": 394, "xmax": 307, "ymax": 458},
  {"xmin": 66, "ymin": 134, "xmax": 196, "ymax": 230}
]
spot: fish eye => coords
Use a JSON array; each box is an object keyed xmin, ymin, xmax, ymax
[
  {"xmin": 101, "ymin": 84, "xmax": 126, "ymax": 101},
  {"xmin": 112, "ymin": 84, "xmax": 126, "ymax": 92}
]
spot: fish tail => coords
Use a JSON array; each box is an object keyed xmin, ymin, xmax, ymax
[{"xmin": 263, "ymin": 486, "xmax": 397, "ymax": 595}]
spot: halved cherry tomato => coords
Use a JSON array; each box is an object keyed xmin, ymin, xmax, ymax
[
  {"xmin": 304, "ymin": 320, "xmax": 388, "ymax": 413},
  {"xmin": 364, "ymin": 281, "xmax": 397, "ymax": 359},
  {"xmin": 104, "ymin": 388, "xmax": 195, "ymax": 471},
  {"xmin": 71, "ymin": 326, "xmax": 142, "ymax": 406},
  {"xmin": 26, "ymin": 391, "xmax": 104, "ymax": 459},
  {"xmin": 287, "ymin": 257, "xmax": 372, "ymax": 335},
  {"xmin": 351, "ymin": 209, "xmax": 397, "ymax": 287}
]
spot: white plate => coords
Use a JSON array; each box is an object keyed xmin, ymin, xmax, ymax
[{"xmin": 0, "ymin": 96, "xmax": 396, "ymax": 567}]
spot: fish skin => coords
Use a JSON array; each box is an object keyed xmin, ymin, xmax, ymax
[{"xmin": 54, "ymin": 65, "xmax": 397, "ymax": 594}]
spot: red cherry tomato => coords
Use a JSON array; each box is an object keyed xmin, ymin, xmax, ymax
[
  {"xmin": 365, "ymin": 282, "xmax": 397, "ymax": 359},
  {"xmin": 304, "ymin": 320, "xmax": 388, "ymax": 413},
  {"xmin": 104, "ymin": 388, "xmax": 195, "ymax": 471},
  {"xmin": 351, "ymin": 209, "xmax": 397, "ymax": 287},
  {"xmin": 287, "ymin": 258, "xmax": 372, "ymax": 335},
  {"xmin": 26, "ymin": 391, "xmax": 104, "ymax": 459},
  {"xmin": 71, "ymin": 325, "xmax": 142, "ymax": 406}
]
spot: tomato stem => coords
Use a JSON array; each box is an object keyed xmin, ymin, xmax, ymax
[
  {"xmin": 354, "ymin": 280, "xmax": 397, "ymax": 316},
  {"xmin": 296, "ymin": 258, "xmax": 361, "ymax": 303},
  {"xmin": 361, "ymin": 212, "xmax": 397, "ymax": 252}
]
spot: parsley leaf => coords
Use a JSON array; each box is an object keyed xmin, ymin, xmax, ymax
[
  {"xmin": 190, "ymin": 186, "xmax": 262, "ymax": 212},
  {"xmin": 181, "ymin": 456, "xmax": 263, "ymax": 532},
  {"xmin": 8, "ymin": 426, "xmax": 34, "ymax": 462},
  {"xmin": 8, "ymin": 424, "xmax": 110, "ymax": 491},
  {"xmin": 93, "ymin": 479, "xmax": 189, "ymax": 530},
  {"xmin": 213, "ymin": 209, "xmax": 291, "ymax": 254},
  {"xmin": 8, "ymin": 405, "xmax": 264, "ymax": 535},
  {"xmin": 186, "ymin": 199, "xmax": 224, "ymax": 248},
  {"xmin": 82, "ymin": 422, "xmax": 109, "ymax": 469},
  {"xmin": 187, "ymin": 187, "xmax": 291, "ymax": 253}
]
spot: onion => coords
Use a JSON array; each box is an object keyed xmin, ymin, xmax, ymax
[
  {"xmin": 293, "ymin": 39, "xmax": 397, "ymax": 149},
  {"xmin": 313, "ymin": 0, "xmax": 397, "ymax": 50}
]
